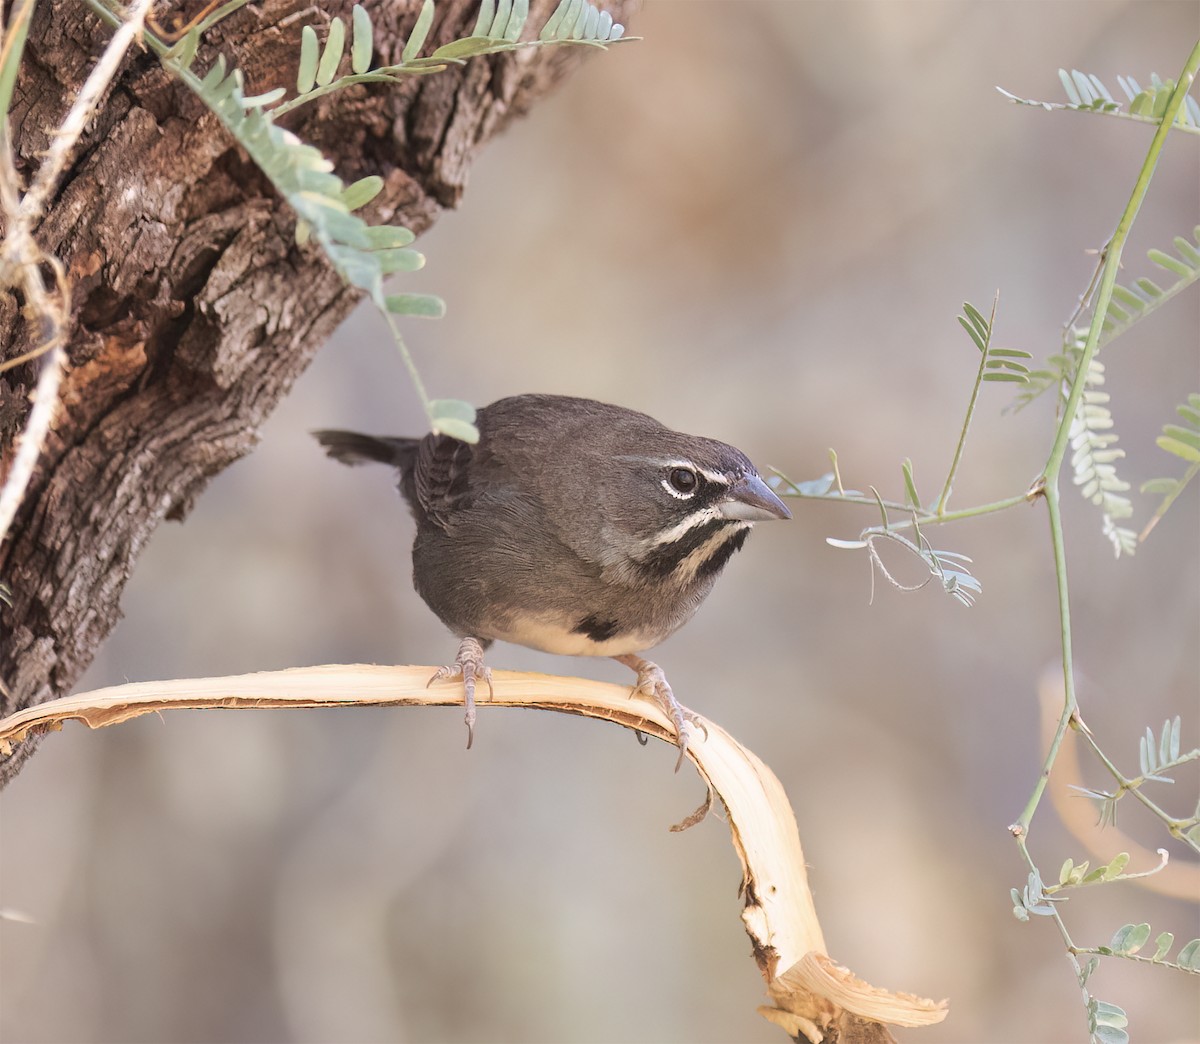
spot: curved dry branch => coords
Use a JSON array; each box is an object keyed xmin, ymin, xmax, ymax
[{"xmin": 0, "ymin": 664, "xmax": 948, "ymax": 1039}]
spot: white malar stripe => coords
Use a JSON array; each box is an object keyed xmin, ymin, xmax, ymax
[{"xmin": 641, "ymin": 505, "xmax": 720, "ymax": 548}]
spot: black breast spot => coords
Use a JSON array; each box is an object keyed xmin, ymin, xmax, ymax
[{"xmin": 573, "ymin": 614, "xmax": 621, "ymax": 642}]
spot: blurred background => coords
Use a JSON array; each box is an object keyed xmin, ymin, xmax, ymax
[{"xmin": 2, "ymin": 2, "xmax": 1198, "ymax": 1041}]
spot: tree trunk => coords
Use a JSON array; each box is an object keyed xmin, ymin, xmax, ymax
[{"xmin": 0, "ymin": 0, "xmax": 635, "ymax": 785}]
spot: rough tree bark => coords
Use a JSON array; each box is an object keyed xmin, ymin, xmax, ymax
[{"xmin": 0, "ymin": 0, "xmax": 636, "ymax": 786}]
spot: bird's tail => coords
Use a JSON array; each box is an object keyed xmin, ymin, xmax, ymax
[{"xmin": 312, "ymin": 430, "xmax": 419, "ymax": 470}]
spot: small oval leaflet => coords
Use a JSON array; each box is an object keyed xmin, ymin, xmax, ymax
[
  {"xmin": 385, "ymin": 293, "xmax": 446, "ymax": 318},
  {"xmin": 297, "ymin": 25, "xmax": 319, "ymax": 93},
  {"xmin": 316, "ymin": 17, "xmax": 346, "ymax": 87},
  {"xmin": 351, "ymin": 5, "xmax": 373, "ymax": 74}
]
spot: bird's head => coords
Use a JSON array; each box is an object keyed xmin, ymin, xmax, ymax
[
  {"xmin": 600, "ymin": 435, "xmax": 791, "ymax": 586},
  {"xmin": 484, "ymin": 397, "xmax": 790, "ymax": 587}
]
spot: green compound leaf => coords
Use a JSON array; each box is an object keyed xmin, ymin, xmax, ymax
[
  {"xmin": 0, "ymin": 0, "xmax": 35, "ymax": 119},
  {"xmin": 1101, "ymin": 852, "xmax": 1129, "ymax": 881},
  {"xmin": 374, "ymin": 248, "xmax": 425, "ymax": 273},
  {"xmin": 1109, "ymin": 922, "xmax": 1151, "ymax": 956},
  {"xmin": 166, "ymin": 27, "xmax": 202, "ymax": 72},
  {"xmin": 1158, "ymin": 435, "xmax": 1200, "ymax": 464},
  {"xmin": 430, "ymin": 36, "xmax": 498, "ymax": 60},
  {"xmin": 1178, "ymin": 939, "xmax": 1200, "ymax": 971},
  {"xmin": 340, "ymin": 175, "xmax": 384, "ymax": 212},
  {"xmin": 1078, "ymin": 956, "xmax": 1098, "ymax": 987},
  {"xmin": 1152, "ymin": 931, "xmax": 1174, "ymax": 962},
  {"xmin": 158, "ymin": 0, "xmax": 627, "ymax": 448},
  {"xmin": 433, "ymin": 417, "xmax": 480, "ymax": 443},
  {"xmin": 362, "ymin": 226, "xmax": 415, "ymax": 249},
  {"xmin": 430, "ymin": 398, "xmax": 480, "ymax": 443},
  {"xmin": 901, "ymin": 458, "xmax": 920, "ymax": 510},
  {"xmin": 473, "ymin": 0, "xmax": 496, "ymax": 36},
  {"xmin": 1000, "ymin": 69, "xmax": 1200, "ymax": 135},
  {"xmin": 958, "ymin": 314, "xmax": 986, "ymax": 352},
  {"xmin": 541, "ymin": 0, "xmax": 625, "ymax": 41}
]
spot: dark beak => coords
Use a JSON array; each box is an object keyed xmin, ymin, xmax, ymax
[{"xmin": 717, "ymin": 473, "xmax": 792, "ymax": 521}]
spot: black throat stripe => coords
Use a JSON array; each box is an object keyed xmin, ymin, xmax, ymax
[
  {"xmin": 693, "ymin": 525, "xmax": 749, "ymax": 581},
  {"xmin": 635, "ymin": 518, "xmax": 741, "ymax": 580}
]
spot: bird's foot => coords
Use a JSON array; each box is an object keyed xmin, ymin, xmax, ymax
[
  {"xmin": 427, "ymin": 636, "xmax": 494, "ymax": 749},
  {"xmin": 614, "ymin": 653, "xmax": 707, "ymax": 772}
]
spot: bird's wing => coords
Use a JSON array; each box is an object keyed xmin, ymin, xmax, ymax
[{"xmin": 412, "ymin": 431, "xmax": 478, "ymax": 529}]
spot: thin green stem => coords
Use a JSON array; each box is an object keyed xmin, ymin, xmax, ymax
[
  {"xmin": 191, "ymin": 0, "xmax": 253, "ymax": 37},
  {"xmin": 1042, "ymin": 45, "xmax": 1200, "ymax": 485},
  {"xmin": 1003, "ymin": 90, "xmax": 1200, "ymax": 137},
  {"xmin": 1140, "ymin": 461, "xmax": 1200, "ymax": 542},
  {"xmin": 1074, "ymin": 718, "xmax": 1200, "ymax": 849},
  {"xmin": 1015, "ymin": 836, "xmax": 1088, "ymax": 990},
  {"xmin": 1009, "ymin": 49, "xmax": 1200, "ymax": 1017},
  {"xmin": 0, "ymin": 0, "xmax": 37, "ymax": 120},
  {"xmin": 784, "ymin": 489, "xmax": 1034, "ymax": 524},
  {"xmin": 872, "ymin": 492, "xmax": 1036, "ymax": 533},
  {"xmin": 1067, "ymin": 106, "xmax": 1200, "ymax": 136},
  {"xmin": 272, "ymin": 70, "xmax": 438, "ymax": 118},
  {"xmin": 272, "ymin": 42, "xmax": 611, "ymax": 118},
  {"xmin": 1098, "ymin": 260, "xmax": 1200, "ymax": 350},
  {"xmin": 936, "ymin": 298, "xmax": 997, "ymax": 515},
  {"xmin": 1013, "ymin": 490, "xmax": 1075, "ymax": 837},
  {"xmin": 84, "ymin": 0, "xmax": 164, "ymax": 49},
  {"xmin": 1063, "ymin": 254, "xmax": 1104, "ymax": 340},
  {"xmin": 382, "ymin": 311, "xmax": 434, "ymax": 421},
  {"xmin": 1013, "ymin": 41, "xmax": 1200, "ymax": 840},
  {"xmin": 1070, "ymin": 949, "xmax": 1200, "ymax": 975}
]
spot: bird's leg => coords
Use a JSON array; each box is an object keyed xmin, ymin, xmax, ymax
[
  {"xmin": 613, "ymin": 653, "xmax": 707, "ymax": 772},
  {"xmin": 427, "ymin": 636, "xmax": 494, "ymax": 749}
]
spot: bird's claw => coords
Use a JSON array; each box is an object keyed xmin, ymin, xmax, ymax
[
  {"xmin": 617, "ymin": 654, "xmax": 705, "ymax": 772},
  {"xmin": 427, "ymin": 636, "xmax": 493, "ymax": 749}
]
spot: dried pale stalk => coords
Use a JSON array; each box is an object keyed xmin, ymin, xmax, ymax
[{"xmin": 0, "ymin": 664, "xmax": 948, "ymax": 1040}]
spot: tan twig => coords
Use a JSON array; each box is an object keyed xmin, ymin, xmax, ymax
[{"xmin": 0, "ymin": 664, "xmax": 949, "ymax": 1038}]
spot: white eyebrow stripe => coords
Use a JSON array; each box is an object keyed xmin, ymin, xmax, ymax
[
  {"xmin": 613, "ymin": 456, "xmax": 732, "ymax": 486},
  {"xmin": 658, "ymin": 460, "xmax": 730, "ymax": 485}
]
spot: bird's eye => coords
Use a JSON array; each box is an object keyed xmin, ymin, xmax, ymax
[{"xmin": 668, "ymin": 467, "xmax": 698, "ymax": 494}]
